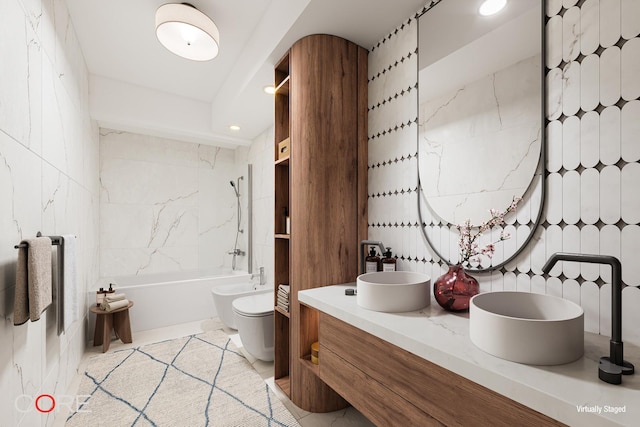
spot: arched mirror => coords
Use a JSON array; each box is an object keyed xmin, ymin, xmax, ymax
[{"xmin": 417, "ymin": 0, "xmax": 545, "ymax": 271}]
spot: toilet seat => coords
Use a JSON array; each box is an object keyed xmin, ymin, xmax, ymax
[{"xmin": 232, "ymin": 293, "xmax": 273, "ymax": 318}]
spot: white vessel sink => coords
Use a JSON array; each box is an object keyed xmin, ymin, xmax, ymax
[
  {"xmin": 469, "ymin": 291, "xmax": 584, "ymax": 365},
  {"xmin": 357, "ymin": 271, "xmax": 431, "ymax": 313}
]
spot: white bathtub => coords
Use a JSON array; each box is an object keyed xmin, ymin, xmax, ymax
[{"xmin": 91, "ymin": 270, "xmax": 254, "ymax": 333}]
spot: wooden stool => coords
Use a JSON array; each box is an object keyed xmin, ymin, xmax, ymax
[{"xmin": 91, "ymin": 301, "xmax": 134, "ymax": 352}]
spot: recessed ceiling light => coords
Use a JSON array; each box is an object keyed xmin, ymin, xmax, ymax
[
  {"xmin": 263, "ymin": 85, "xmax": 276, "ymax": 95},
  {"xmin": 229, "ymin": 125, "xmax": 241, "ymax": 131},
  {"xmin": 155, "ymin": 3, "xmax": 220, "ymax": 61},
  {"xmin": 479, "ymin": 0, "xmax": 507, "ymax": 16}
]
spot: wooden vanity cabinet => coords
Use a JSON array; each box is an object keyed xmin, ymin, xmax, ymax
[
  {"xmin": 273, "ymin": 34, "xmax": 368, "ymax": 412},
  {"xmin": 319, "ymin": 313, "xmax": 566, "ymax": 427}
]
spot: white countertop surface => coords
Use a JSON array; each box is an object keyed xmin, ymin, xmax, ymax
[{"xmin": 298, "ymin": 284, "xmax": 640, "ymax": 427}]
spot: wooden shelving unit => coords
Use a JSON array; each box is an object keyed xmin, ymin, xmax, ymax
[
  {"xmin": 272, "ymin": 34, "xmax": 368, "ymax": 413},
  {"xmin": 273, "ymin": 53, "xmax": 291, "ymax": 397},
  {"xmin": 274, "ymin": 305, "xmax": 290, "ymax": 318}
]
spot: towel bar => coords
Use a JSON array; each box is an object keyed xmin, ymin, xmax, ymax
[
  {"xmin": 14, "ymin": 231, "xmax": 66, "ymax": 248},
  {"xmin": 13, "ymin": 231, "xmax": 76, "ymax": 336}
]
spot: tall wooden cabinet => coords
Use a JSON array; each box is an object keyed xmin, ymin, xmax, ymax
[{"xmin": 273, "ymin": 34, "xmax": 368, "ymax": 413}]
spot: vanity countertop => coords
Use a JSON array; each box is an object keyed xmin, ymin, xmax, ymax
[{"xmin": 298, "ymin": 284, "xmax": 640, "ymax": 427}]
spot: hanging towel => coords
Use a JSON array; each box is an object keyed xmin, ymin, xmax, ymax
[
  {"xmin": 100, "ymin": 299, "xmax": 130, "ymax": 312},
  {"xmin": 61, "ymin": 235, "xmax": 78, "ymax": 332},
  {"xmin": 14, "ymin": 236, "xmax": 53, "ymax": 325}
]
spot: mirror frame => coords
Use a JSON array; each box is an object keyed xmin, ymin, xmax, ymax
[{"xmin": 416, "ymin": 0, "xmax": 547, "ymax": 272}]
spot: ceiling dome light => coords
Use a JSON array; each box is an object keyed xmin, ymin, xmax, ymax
[
  {"xmin": 155, "ymin": 3, "xmax": 219, "ymax": 61},
  {"xmin": 229, "ymin": 125, "xmax": 240, "ymax": 131},
  {"xmin": 479, "ymin": 0, "xmax": 507, "ymax": 16}
]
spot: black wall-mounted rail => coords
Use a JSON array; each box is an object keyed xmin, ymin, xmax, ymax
[{"xmin": 14, "ymin": 231, "xmax": 63, "ymax": 248}]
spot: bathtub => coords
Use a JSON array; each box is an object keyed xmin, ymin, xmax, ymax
[
  {"xmin": 91, "ymin": 270, "xmax": 254, "ymax": 333},
  {"xmin": 211, "ymin": 282, "xmax": 272, "ymax": 329}
]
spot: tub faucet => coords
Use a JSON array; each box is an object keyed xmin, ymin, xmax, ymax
[
  {"xmin": 542, "ymin": 252, "xmax": 635, "ymax": 385},
  {"xmin": 359, "ymin": 240, "xmax": 387, "ymax": 274}
]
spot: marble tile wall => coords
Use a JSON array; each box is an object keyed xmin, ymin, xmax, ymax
[
  {"xmin": 99, "ymin": 130, "xmax": 249, "ymax": 277},
  {"xmin": 367, "ymin": 0, "xmax": 640, "ymax": 346},
  {"xmin": 237, "ymin": 126, "xmax": 276, "ymax": 286},
  {"xmin": 0, "ymin": 0, "xmax": 99, "ymax": 425}
]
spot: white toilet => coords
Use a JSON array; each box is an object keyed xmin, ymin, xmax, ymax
[{"xmin": 232, "ymin": 292, "xmax": 274, "ymax": 361}]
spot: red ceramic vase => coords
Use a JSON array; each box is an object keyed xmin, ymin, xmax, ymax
[{"xmin": 433, "ymin": 264, "xmax": 479, "ymax": 312}]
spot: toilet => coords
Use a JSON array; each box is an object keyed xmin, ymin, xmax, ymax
[{"xmin": 232, "ymin": 292, "xmax": 274, "ymax": 361}]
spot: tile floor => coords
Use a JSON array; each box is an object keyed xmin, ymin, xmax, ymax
[{"xmin": 55, "ymin": 318, "xmax": 375, "ymax": 427}]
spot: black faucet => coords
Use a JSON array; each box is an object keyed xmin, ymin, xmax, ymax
[{"xmin": 542, "ymin": 252, "xmax": 635, "ymax": 385}]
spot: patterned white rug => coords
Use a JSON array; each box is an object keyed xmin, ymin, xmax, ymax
[{"xmin": 66, "ymin": 329, "xmax": 300, "ymax": 427}]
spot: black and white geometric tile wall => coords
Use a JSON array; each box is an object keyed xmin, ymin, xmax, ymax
[{"xmin": 367, "ymin": 0, "xmax": 640, "ymax": 346}]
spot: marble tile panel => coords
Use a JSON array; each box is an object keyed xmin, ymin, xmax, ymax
[
  {"xmin": 546, "ymin": 172, "xmax": 562, "ymax": 225},
  {"xmin": 100, "ymin": 203, "xmax": 198, "ymax": 250},
  {"xmin": 580, "ymin": 110, "xmax": 599, "ymax": 168},
  {"xmin": 621, "ymin": 100, "xmax": 640, "ymax": 162},
  {"xmin": 581, "ymin": 54, "xmax": 599, "ymax": 113},
  {"xmin": 580, "ymin": 224, "xmax": 600, "ymax": 281},
  {"xmin": 41, "ymin": 57, "xmax": 70, "ymax": 176},
  {"xmin": 599, "ymin": 165, "xmax": 621, "ymax": 225},
  {"xmin": 100, "ymin": 246, "xmax": 199, "ymax": 277},
  {"xmin": 514, "ymin": 225, "xmax": 532, "ymax": 273},
  {"xmin": 100, "ymin": 129, "xmax": 199, "ymax": 167},
  {"xmin": 562, "ymin": 7, "xmax": 581, "ymax": 62},
  {"xmin": 547, "ymin": 0, "xmax": 562, "ymax": 17},
  {"xmin": 546, "ymin": 15, "xmax": 562, "ymax": 68},
  {"xmin": 621, "ymin": 225, "xmax": 640, "ymax": 286},
  {"xmin": 531, "ymin": 274, "xmax": 546, "ymax": 295},
  {"xmin": 621, "ymin": 163, "xmax": 640, "ymax": 225},
  {"xmin": 599, "ymin": 284, "xmax": 612, "ymax": 336},
  {"xmin": 600, "ymin": 0, "xmax": 621, "ymax": 48},
  {"xmin": 622, "ymin": 0, "xmax": 640, "ymax": 38},
  {"xmin": 529, "ymin": 226, "xmax": 546, "ymax": 276},
  {"xmin": 621, "ymin": 37, "xmax": 640, "ymax": 100},
  {"xmin": 562, "ymin": 170, "xmax": 581, "ymax": 225},
  {"xmin": 0, "ymin": 0, "xmax": 41, "ymax": 152},
  {"xmin": 100, "ymin": 157, "xmax": 198, "ymax": 206},
  {"xmin": 599, "ymin": 46, "xmax": 621, "ymax": 106},
  {"xmin": 599, "ymin": 106, "xmax": 621, "ymax": 165},
  {"xmin": 581, "ymin": 281, "xmax": 600, "ymax": 334},
  {"xmin": 0, "ymin": 133, "xmax": 43, "ymax": 292},
  {"xmin": 515, "ymin": 273, "xmax": 530, "ymax": 292},
  {"xmin": 12, "ymin": 319, "xmax": 45, "ymax": 417},
  {"xmin": 599, "ymin": 224, "xmax": 621, "ymax": 283},
  {"xmin": 562, "ymin": 116, "xmax": 580, "ymax": 171},
  {"xmin": 545, "ymin": 224, "xmax": 563, "ymax": 277},
  {"xmin": 546, "ymin": 120, "xmax": 563, "ymax": 172},
  {"xmin": 562, "ymin": 225, "xmax": 581, "ymax": 279},
  {"xmin": 581, "ymin": 0, "xmax": 600, "ymax": 55},
  {"xmin": 562, "ymin": 279, "xmax": 581, "ymax": 308},
  {"xmin": 562, "ymin": 61, "xmax": 581, "ymax": 117},
  {"xmin": 546, "ymin": 68, "xmax": 563, "ymax": 120}
]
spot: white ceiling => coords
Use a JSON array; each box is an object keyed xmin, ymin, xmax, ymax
[{"xmin": 66, "ymin": 0, "xmax": 426, "ymax": 148}]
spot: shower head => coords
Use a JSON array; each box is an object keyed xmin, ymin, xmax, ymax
[{"xmin": 230, "ymin": 180, "xmax": 240, "ymax": 197}]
